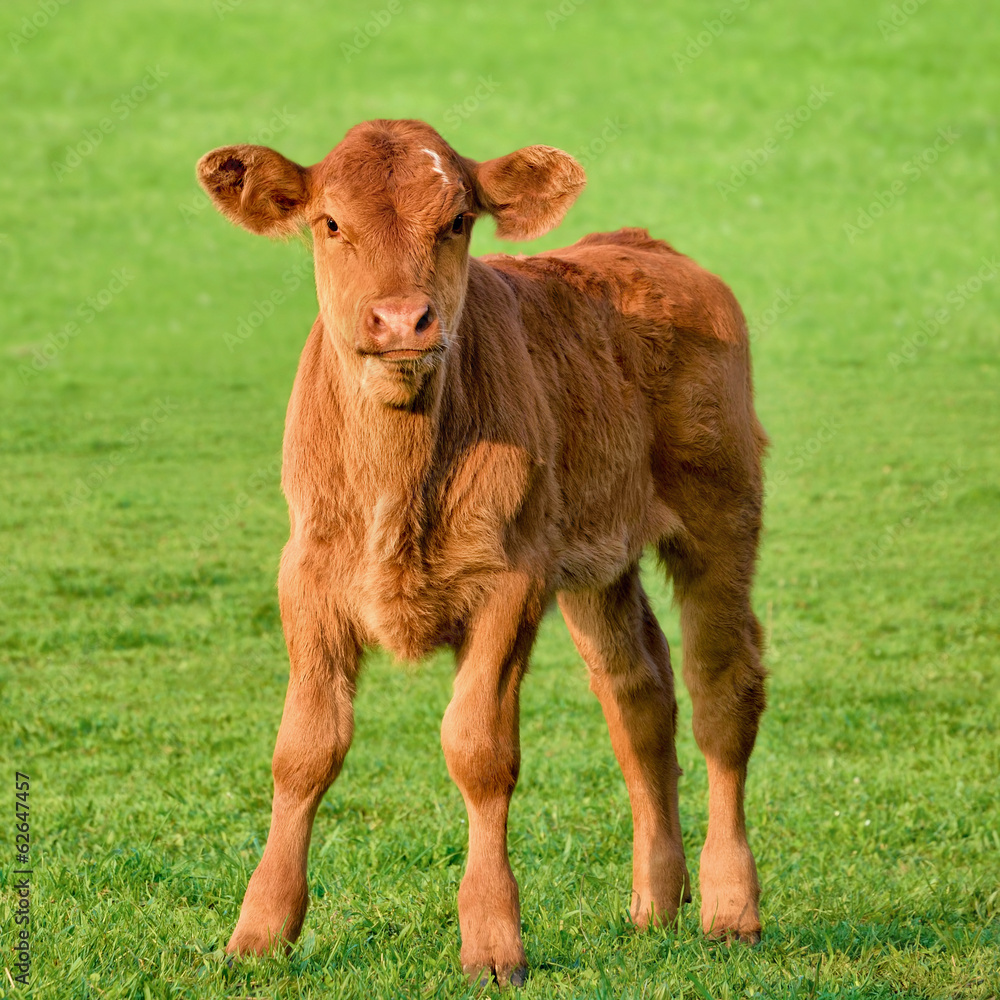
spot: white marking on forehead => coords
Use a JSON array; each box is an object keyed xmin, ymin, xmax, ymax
[{"xmin": 422, "ymin": 147, "xmax": 451, "ymax": 185}]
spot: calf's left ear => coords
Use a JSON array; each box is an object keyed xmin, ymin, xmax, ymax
[
  {"xmin": 472, "ymin": 145, "xmax": 586, "ymax": 242},
  {"xmin": 197, "ymin": 144, "xmax": 310, "ymax": 237}
]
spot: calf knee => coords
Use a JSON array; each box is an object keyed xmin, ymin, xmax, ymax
[
  {"xmin": 691, "ymin": 666, "xmax": 765, "ymax": 766},
  {"xmin": 590, "ymin": 656, "xmax": 677, "ymax": 722},
  {"xmin": 683, "ymin": 604, "xmax": 763, "ymax": 682},
  {"xmin": 683, "ymin": 614, "xmax": 766, "ymax": 767},
  {"xmin": 441, "ymin": 705, "xmax": 519, "ymax": 805},
  {"xmin": 272, "ymin": 713, "xmax": 352, "ymax": 800}
]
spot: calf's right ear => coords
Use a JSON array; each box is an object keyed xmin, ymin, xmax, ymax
[{"xmin": 197, "ymin": 144, "xmax": 310, "ymax": 237}]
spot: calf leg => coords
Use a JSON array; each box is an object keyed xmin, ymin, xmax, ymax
[
  {"xmin": 440, "ymin": 573, "xmax": 543, "ymax": 987},
  {"xmin": 227, "ymin": 551, "xmax": 359, "ymax": 956},
  {"xmin": 667, "ymin": 537, "xmax": 766, "ymax": 942},
  {"xmin": 558, "ymin": 569, "xmax": 690, "ymax": 929}
]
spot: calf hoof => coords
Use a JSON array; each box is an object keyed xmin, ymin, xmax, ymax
[
  {"xmin": 226, "ymin": 901, "xmax": 303, "ymax": 957},
  {"xmin": 702, "ymin": 912, "xmax": 761, "ymax": 945},
  {"xmin": 463, "ymin": 961, "xmax": 528, "ymax": 989},
  {"xmin": 460, "ymin": 924, "xmax": 528, "ymax": 988},
  {"xmin": 630, "ymin": 861, "xmax": 692, "ymax": 930},
  {"xmin": 465, "ymin": 966, "xmax": 491, "ymax": 990},
  {"xmin": 226, "ymin": 868, "xmax": 307, "ymax": 958},
  {"xmin": 225, "ymin": 923, "xmax": 292, "ymax": 958},
  {"xmin": 699, "ymin": 883, "xmax": 761, "ymax": 943},
  {"xmin": 699, "ymin": 844, "xmax": 760, "ymax": 944},
  {"xmin": 458, "ymin": 871, "xmax": 525, "ymax": 988}
]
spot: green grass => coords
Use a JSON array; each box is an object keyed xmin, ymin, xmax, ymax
[{"xmin": 1, "ymin": 0, "xmax": 998, "ymax": 997}]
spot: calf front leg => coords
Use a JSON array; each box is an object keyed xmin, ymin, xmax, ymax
[
  {"xmin": 227, "ymin": 550, "xmax": 359, "ymax": 956},
  {"xmin": 440, "ymin": 573, "xmax": 544, "ymax": 987}
]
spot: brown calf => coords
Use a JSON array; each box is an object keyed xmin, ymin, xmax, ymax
[{"xmin": 197, "ymin": 119, "xmax": 768, "ymax": 985}]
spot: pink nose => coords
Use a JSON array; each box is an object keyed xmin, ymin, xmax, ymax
[{"xmin": 366, "ymin": 296, "xmax": 439, "ymax": 354}]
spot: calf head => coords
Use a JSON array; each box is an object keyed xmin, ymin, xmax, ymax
[{"xmin": 198, "ymin": 119, "xmax": 586, "ymax": 406}]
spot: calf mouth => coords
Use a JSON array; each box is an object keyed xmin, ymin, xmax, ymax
[
  {"xmin": 376, "ymin": 348, "xmax": 435, "ymax": 362},
  {"xmin": 360, "ymin": 345, "xmax": 446, "ymax": 369}
]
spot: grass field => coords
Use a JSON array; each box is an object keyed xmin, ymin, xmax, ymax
[{"xmin": 2, "ymin": 1, "xmax": 998, "ymax": 997}]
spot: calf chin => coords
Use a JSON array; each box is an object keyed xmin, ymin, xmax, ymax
[{"xmin": 360, "ymin": 353, "xmax": 442, "ymax": 408}]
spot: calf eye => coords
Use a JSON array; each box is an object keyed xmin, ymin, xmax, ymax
[
  {"xmin": 326, "ymin": 217, "xmax": 339, "ymax": 234},
  {"xmin": 451, "ymin": 213, "xmax": 465, "ymax": 235}
]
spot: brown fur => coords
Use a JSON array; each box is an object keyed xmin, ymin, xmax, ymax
[{"xmin": 197, "ymin": 119, "xmax": 769, "ymax": 984}]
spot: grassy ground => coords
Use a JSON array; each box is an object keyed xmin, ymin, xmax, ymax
[{"xmin": 1, "ymin": 0, "xmax": 998, "ymax": 997}]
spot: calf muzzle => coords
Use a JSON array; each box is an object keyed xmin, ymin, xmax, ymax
[{"xmin": 362, "ymin": 295, "xmax": 441, "ymax": 358}]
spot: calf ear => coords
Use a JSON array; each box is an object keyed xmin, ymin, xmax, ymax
[
  {"xmin": 472, "ymin": 145, "xmax": 586, "ymax": 241},
  {"xmin": 196, "ymin": 144, "xmax": 310, "ymax": 237}
]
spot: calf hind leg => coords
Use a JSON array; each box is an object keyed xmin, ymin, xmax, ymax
[
  {"xmin": 663, "ymin": 534, "xmax": 766, "ymax": 943},
  {"xmin": 559, "ymin": 568, "xmax": 691, "ymax": 929}
]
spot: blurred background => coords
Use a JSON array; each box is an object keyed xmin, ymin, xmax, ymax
[{"xmin": 1, "ymin": 2, "xmax": 997, "ymax": 997}]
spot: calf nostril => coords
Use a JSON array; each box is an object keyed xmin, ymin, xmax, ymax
[{"xmin": 415, "ymin": 306, "xmax": 433, "ymax": 334}]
